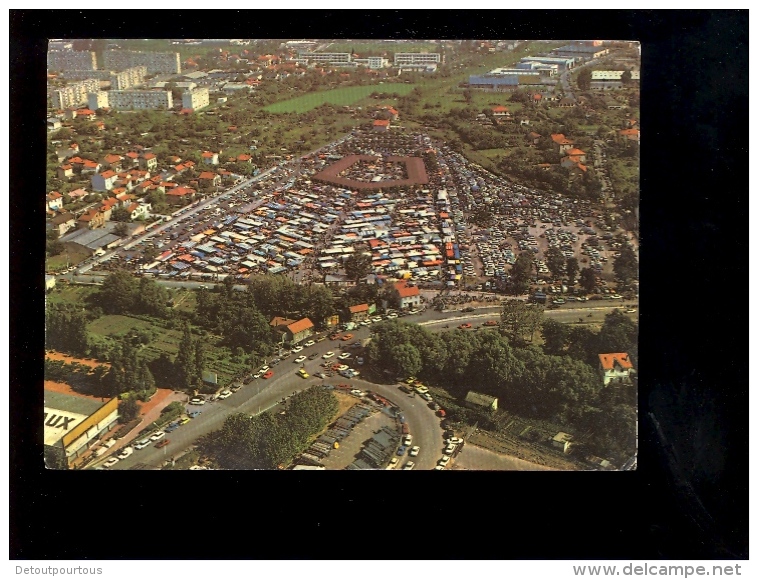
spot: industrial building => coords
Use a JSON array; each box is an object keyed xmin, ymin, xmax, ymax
[
  {"xmin": 44, "ymin": 390, "xmax": 119, "ymax": 469},
  {"xmin": 519, "ymin": 56, "xmax": 575, "ymax": 71},
  {"xmin": 103, "ymin": 49, "xmax": 181, "ymax": 74},
  {"xmin": 47, "ymin": 49, "xmax": 97, "ymax": 72},
  {"xmin": 60, "ymin": 228, "xmax": 123, "ymax": 255},
  {"xmin": 50, "ymin": 78, "xmax": 100, "ymax": 109},
  {"xmin": 552, "ymin": 44, "xmax": 610, "ymax": 61},
  {"xmin": 298, "ymin": 51, "xmax": 352, "ymax": 65},
  {"xmin": 468, "ymin": 74, "xmax": 519, "ymax": 90}
]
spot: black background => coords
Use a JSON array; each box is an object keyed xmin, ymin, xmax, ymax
[{"xmin": 11, "ymin": 10, "xmax": 748, "ymax": 560}]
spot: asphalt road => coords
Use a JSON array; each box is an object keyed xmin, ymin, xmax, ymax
[{"xmin": 99, "ymin": 318, "xmax": 440, "ymax": 470}]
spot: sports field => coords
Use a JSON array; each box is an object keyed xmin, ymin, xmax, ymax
[{"xmin": 263, "ymin": 83, "xmax": 414, "ymax": 113}]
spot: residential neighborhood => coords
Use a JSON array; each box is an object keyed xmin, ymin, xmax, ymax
[{"xmin": 45, "ymin": 38, "xmax": 638, "ymax": 473}]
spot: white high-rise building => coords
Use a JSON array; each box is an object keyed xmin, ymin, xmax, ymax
[
  {"xmin": 107, "ymin": 90, "xmax": 173, "ymax": 110},
  {"xmin": 182, "ymin": 87, "xmax": 210, "ymax": 111},
  {"xmin": 50, "ymin": 79, "xmax": 100, "ymax": 109},
  {"xmin": 88, "ymin": 91, "xmax": 110, "ymax": 111}
]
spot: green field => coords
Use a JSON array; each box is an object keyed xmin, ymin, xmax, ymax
[
  {"xmin": 46, "ymin": 284, "xmax": 98, "ymax": 306},
  {"xmin": 263, "ymin": 83, "xmax": 415, "ymax": 113},
  {"xmin": 87, "ymin": 315, "xmax": 155, "ymax": 337},
  {"xmin": 326, "ymin": 41, "xmax": 439, "ymax": 55}
]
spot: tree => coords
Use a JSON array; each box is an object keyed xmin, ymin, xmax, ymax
[
  {"xmin": 344, "ymin": 252, "xmax": 373, "ymax": 283},
  {"xmin": 578, "ymin": 267, "xmax": 598, "ymax": 293},
  {"xmin": 95, "ymin": 271, "xmax": 139, "ymax": 314},
  {"xmin": 620, "ymin": 69, "xmax": 632, "ymax": 85},
  {"xmin": 136, "ymin": 277, "xmax": 170, "ymax": 318},
  {"xmin": 500, "ymin": 300, "xmax": 544, "ymax": 343},
  {"xmin": 388, "ymin": 343, "xmax": 422, "ymax": 378},
  {"xmin": 175, "ymin": 322, "xmax": 198, "ymax": 390},
  {"xmin": 118, "ymin": 396, "xmax": 139, "ymax": 423},
  {"xmin": 542, "ymin": 319, "xmax": 571, "ymax": 355},
  {"xmin": 613, "ymin": 246, "xmax": 638, "ymax": 285},
  {"xmin": 111, "ymin": 207, "xmax": 130, "ymax": 222},
  {"xmin": 509, "ymin": 251, "xmax": 534, "ymax": 294},
  {"xmin": 566, "ymin": 257, "xmax": 580, "ymax": 284},
  {"xmin": 576, "ymin": 67, "xmax": 592, "ymax": 91},
  {"xmin": 545, "ymin": 247, "xmax": 566, "ymax": 280}
]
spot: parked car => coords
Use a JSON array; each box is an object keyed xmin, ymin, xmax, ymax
[
  {"xmin": 103, "ymin": 457, "xmax": 120, "ymax": 468},
  {"xmin": 294, "ymin": 355, "xmax": 307, "ymax": 363},
  {"xmin": 397, "ymin": 446, "xmax": 408, "ymax": 456},
  {"xmin": 291, "ymin": 346, "xmax": 303, "ymax": 353},
  {"xmin": 149, "ymin": 431, "xmax": 166, "ymax": 441},
  {"xmin": 458, "ymin": 323, "xmax": 472, "ymax": 329},
  {"xmin": 322, "ymin": 351, "xmax": 335, "ymax": 359},
  {"xmin": 410, "ymin": 446, "xmax": 420, "ymax": 457},
  {"xmin": 259, "ymin": 365, "xmax": 270, "ymax": 373},
  {"xmin": 421, "ymin": 393, "xmax": 433, "ymax": 402},
  {"xmin": 117, "ymin": 447, "xmax": 134, "ymax": 460},
  {"xmin": 444, "ymin": 443, "xmax": 457, "ymax": 455},
  {"xmin": 189, "ymin": 396, "xmax": 205, "ymax": 406},
  {"xmin": 483, "ymin": 320, "xmax": 498, "ymax": 326},
  {"xmin": 447, "ymin": 437, "xmax": 464, "ymax": 445},
  {"xmin": 387, "ymin": 457, "xmax": 399, "ymax": 469},
  {"xmin": 155, "ymin": 439, "xmax": 170, "ymax": 449},
  {"xmin": 338, "ymin": 352, "xmax": 351, "ymax": 360},
  {"xmin": 178, "ymin": 417, "xmax": 191, "ymax": 425},
  {"xmin": 403, "ymin": 461, "xmax": 416, "ymax": 470},
  {"xmin": 438, "ymin": 456, "xmax": 450, "ymax": 466},
  {"xmin": 341, "ymin": 333, "xmax": 353, "ymax": 341},
  {"xmin": 298, "ymin": 369, "xmax": 310, "ymax": 379},
  {"xmin": 304, "ymin": 340, "xmax": 315, "ymax": 347},
  {"xmin": 263, "ymin": 370, "xmax": 274, "ymax": 379},
  {"xmin": 218, "ymin": 390, "xmax": 232, "ymax": 399},
  {"xmin": 134, "ymin": 439, "xmax": 151, "ymax": 450}
]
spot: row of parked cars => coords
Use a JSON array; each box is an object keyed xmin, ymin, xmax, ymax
[{"xmin": 101, "ymin": 429, "xmax": 172, "ymax": 468}]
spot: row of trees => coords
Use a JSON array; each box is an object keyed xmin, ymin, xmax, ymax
[
  {"xmin": 45, "ymin": 304, "xmax": 90, "ymax": 356},
  {"xmin": 90, "ymin": 271, "xmax": 171, "ymax": 318},
  {"xmin": 204, "ymin": 387, "xmax": 338, "ymax": 470}
]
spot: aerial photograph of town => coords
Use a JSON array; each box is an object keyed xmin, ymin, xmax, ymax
[{"xmin": 44, "ymin": 38, "xmax": 639, "ymax": 472}]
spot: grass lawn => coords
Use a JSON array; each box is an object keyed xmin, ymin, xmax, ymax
[
  {"xmin": 264, "ymin": 83, "xmax": 415, "ymax": 113},
  {"xmin": 46, "ymin": 247, "xmax": 90, "ymax": 273},
  {"xmin": 46, "ymin": 284, "xmax": 98, "ymax": 306},
  {"xmin": 326, "ymin": 41, "xmax": 440, "ymax": 55},
  {"xmin": 87, "ymin": 315, "xmax": 154, "ymax": 337}
]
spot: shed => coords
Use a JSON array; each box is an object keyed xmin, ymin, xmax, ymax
[{"xmin": 464, "ymin": 391, "xmax": 498, "ymax": 411}]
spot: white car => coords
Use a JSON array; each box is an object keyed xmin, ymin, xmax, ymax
[
  {"xmin": 259, "ymin": 365, "xmax": 270, "ymax": 372},
  {"xmin": 294, "ymin": 355, "xmax": 307, "ymax": 364},
  {"xmin": 371, "ymin": 316, "xmax": 383, "ymax": 323},
  {"xmin": 338, "ymin": 352, "xmax": 351, "ymax": 360},
  {"xmin": 386, "ymin": 313, "xmax": 398, "ymax": 319},
  {"xmin": 403, "ymin": 434, "xmax": 413, "ymax": 446},
  {"xmin": 134, "ymin": 439, "xmax": 151, "ymax": 450},
  {"xmin": 447, "ymin": 437, "xmax": 464, "ymax": 445},
  {"xmin": 403, "ymin": 461, "xmax": 416, "ymax": 470},
  {"xmin": 438, "ymin": 455, "xmax": 450, "ymax": 466},
  {"xmin": 218, "ymin": 390, "xmax": 232, "ymax": 400},
  {"xmin": 444, "ymin": 443, "xmax": 457, "ymax": 455},
  {"xmin": 292, "ymin": 346, "xmax": 303, "ymax": 353},
  {"xmin": 189, "ymin": 397, "xmax": 205, "ymax": 406},
  {"xmin": 103, "ymin": 457, "xmax": 120, "ymax": 468},
  {"xmin": 360, "ymin": 320, "xmax": 371, "ymax": 326},
  {"xmin": 410, "ymin": 446, "xmax": 420, "ymax": 457},
  {"xmin": 350, "ymin": 389, "xmax": 364, "ymax": 397},
  {"xmin": 386, "ymin": 457, "xmax": 399, "ymax": 470},
  {"xmin": 337, "ymin": 364, "xmax": 349, "ymax": 372},
  {"xmin": 322, "ymin": 351, "xmax": 335, "ymax": 359},
  {"xmin": 304, "ymin": 340, "xmax": 315, "ymax": 347},
  {"xmin": 253, "ymin": 371, "xmax": 263, "ymax": 379},
  {"xmin": 150, "ymin": 431, "xmax": 166, "ymax": 441},
  {"xmin": 117, "ymin": 447, "xmax": 134, "ymax": 459}
]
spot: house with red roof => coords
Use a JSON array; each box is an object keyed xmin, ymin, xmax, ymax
[
  {"xmin": 198, "ymin": 171, "xmax": 221, "ymax": 187},
  {"xmin": 46, "ymin": 191, "xmax": 64, "ymax": 212},
  {"xmin": 373, "ymin": 119, "xmax": 390, "ymax": 132},
  {"xmin": 92, "ymin": 169, "xmax": 118, "ymax": 192},
  {"xmin": 101, "ymin": 153, "xmax": 123, "ymax": 171},
  {"xmin": 139, "ymin": 152, "xmax": 157, "ymax": 171},
  {"xmin": 491, "ymin": 105, "xmax": 509, "ymax": 117},
  {"xmin": 598, "ymin": 353, "xmax": 635, "ymax": 385},
  {"xmin": 57, "ymin": 164, "xmax": 74, "ymax": 180},
  {"xmin": 165, "ymin": 186, "xmax": 196, "ymax": 205},
  {"xmin": 564, "ymin": 148, "xmax": 586, "ymax": 163},
  {"xmin": 617, "ymin": 128, "xmax": 640, "ymax": 142},
  {"xmin": 80, "ymin": 159, "xmax": 102, "ymax": 174},
  {"xmin": 124, "ymin": 151, "xmax": 140, "ymax": 166},
  {"xmin": 284, "ymin": 317, "xmax": 315, "ymax": 344},
  {"xmin": 237, "ymin": 154, "xmax": 252, "ymax": 163},
  {"xmin": 347, "ymin": 303, "xmax": 370, "ymax": 323},
  {"xmin": 394, "ymin": 281, "xmax": 421, "ymax": 310},
  {"xmin": 77, "ymin": 208, "xmax": 105, "ymax": 230},
  {"xmin": 550, "ymin": 133, "xmax": 576, "ymax": 154},
  {"xmin": 201, "ymin": 151, "xmax": 219, "ymax": 165}
]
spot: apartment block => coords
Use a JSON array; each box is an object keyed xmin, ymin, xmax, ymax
[
  {"xmin": 47, "ymin": 50, "xmax": 97, "ymax": 72},
  {"xmin": 103, "ymin": 50, "xmax": 181, "ymax": 74},
  {"xmin": 50, "ymin": 78, "xmax": 101, "ymax": 109},
  {"xmin": 393, "ymin": 52, "xmax": 442, "ymax": 65},
  {"xmin": 181, "ymin": 87, "xmax": 210, "ymax": 111},
  {"xmin": 107, "ymin": 90, "xmax": 173, "ymax": 110},
  {"xmin": 63, "ymin": 66, "xmax": 147, "ymax": 90},
  {"xmin": 298, "ymin": 52, "xmax": 352, "ymax": 65},
  {"xmin": 88, "ymin": 91, "xmax": 110, "ymax": 111}
]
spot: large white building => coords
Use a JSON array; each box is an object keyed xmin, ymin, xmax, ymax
[
  {"xmin": 182, "ymin": 86, "xmax": 210, "ymax": 111},
  {"xmin": 591, "ymin": 70, "xmax": 640, "ymax": 81},
  {"xmin": 47, "ymin": 50, "xmax": 97, "ymax": 72},
  {"xmin": 50, "ymin": 78, "xmax": 100, "ymax": 109},
  {"xmin": 103, "ymin": 49, "xmax": 181, "ymax": 74},
  {"xmin": 104, "ymin": 89, "xmax": 174, "ymax": 110},
  {"xmin": 394, "ymin": 52, "xmax": 442, "ymax": 65},
  {"xmin": 298, "ymin": 51, "xmax": 352, "ymax": 65},
  {"xmin": 88, "ymin": 90, "xmax": 110, "ymax": 111}
]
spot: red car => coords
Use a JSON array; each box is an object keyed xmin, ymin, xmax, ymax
[
  {"xmin": 155, "ymin": 439, "xmax": 170, "ymax": 449},
  {"xmin": 341, "ymin": 333, "xmax": 354, "ymax": 341},
  {"xmin": 263, "ymin": 370, "xmax": 274, "ymax": 379},
  {"xmin": 330, "ymin": 333, "xmax": 341, "ymax": 340},
  {"xmin": 458, "ymin": 323, "xmax": 472, "ymax": 329},
  {"xmin": 483, "ymin": 320, "xmax": 498, "ymax": 327}
]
